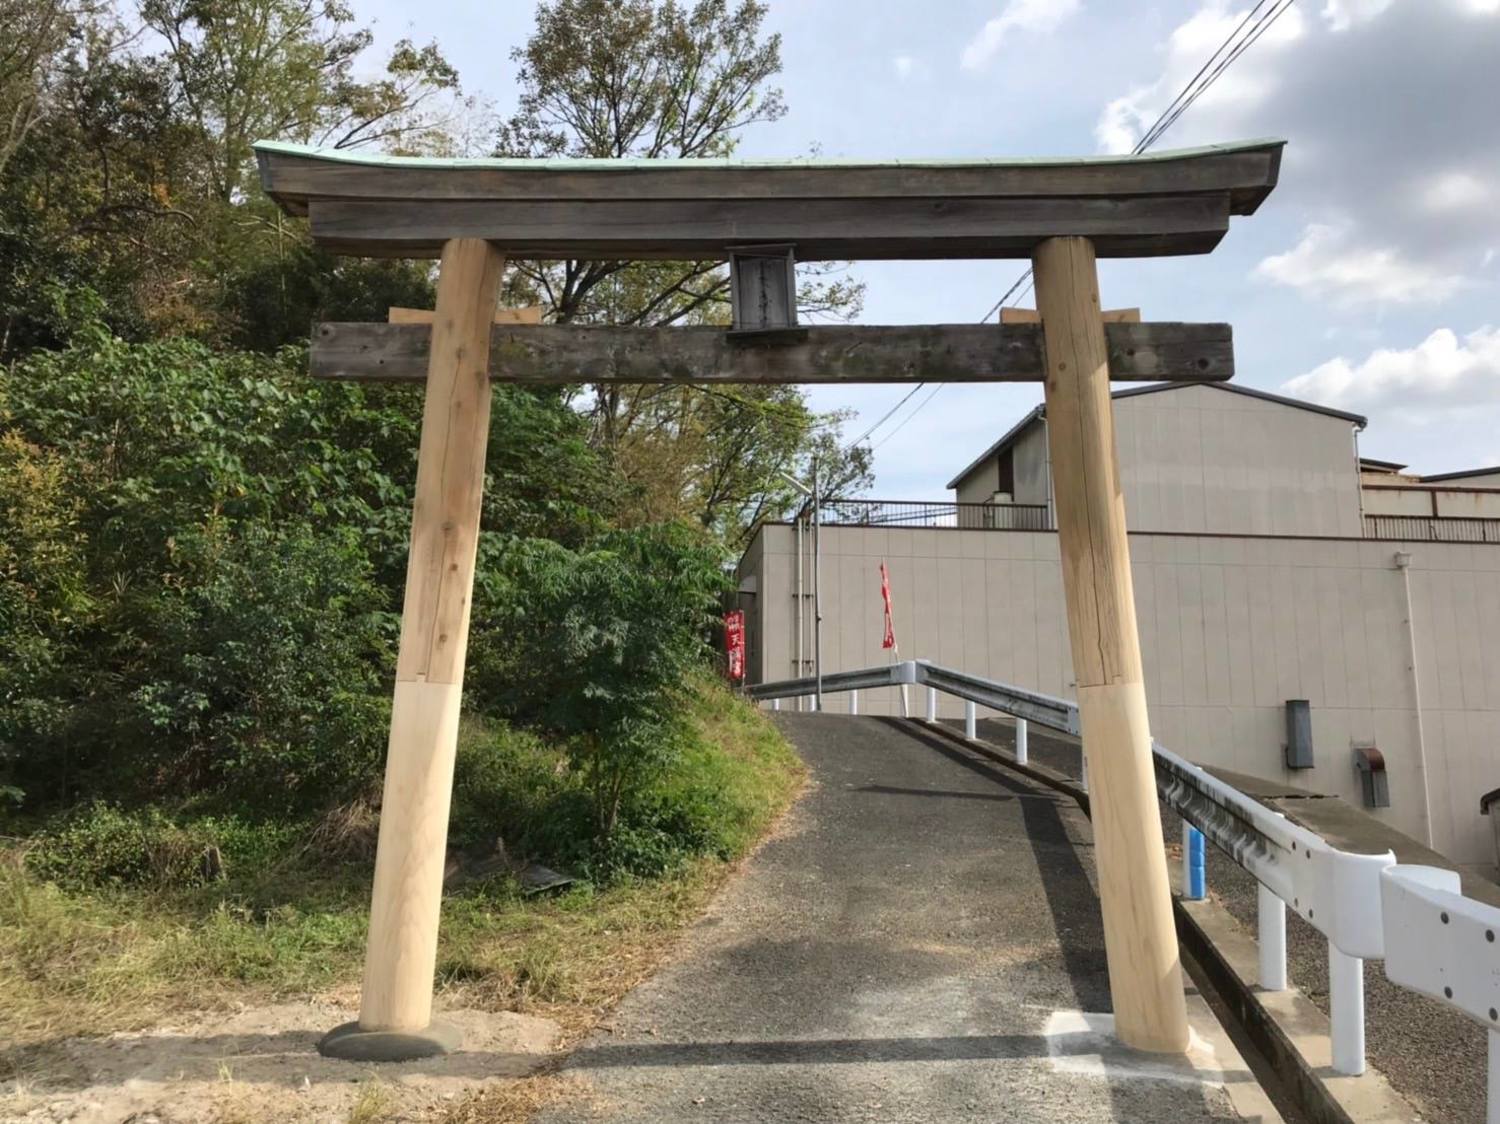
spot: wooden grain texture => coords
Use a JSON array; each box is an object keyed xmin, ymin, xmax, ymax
[
  {"xmin": 387, "ymin": 304, "xmax": 543, "ymax": 325},
  {"xmin": 1033, "ymin": 235, "xmax": 1190, "ymax": 1054},
  {"xmin": 1000, "ymin": 306, "xmax": 1140, "ymax": 324},
  {"xmin": 361, "ymin": 238, "xmax": 506, "ymax": 1034},
  {"xmin": 257, "ymin": 141, "xmax": 1282, "ymax": 213},
  {"xmin": 304, "ymin": 193, "xmax": 1232, "ymax": 260},
  {"xmin": 309, "ymin": 321, "xmax": 1234, "ymax": 385}
]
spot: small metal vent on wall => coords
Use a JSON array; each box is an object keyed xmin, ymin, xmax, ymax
[
  {"xmin": 1353, "ymin": 743, "xmax": 1390, "ymax": 808},
  {"xmin": 1284, "ymin": 699, "xmax": 1314, "ymax": 769}
]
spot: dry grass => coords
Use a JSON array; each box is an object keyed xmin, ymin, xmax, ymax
[
  {"xmin": 346, "ymin": 1079, "xmax": 395, "ymax": 1124},
  {"xmin": 439, "ymin": 1073, "xmax": 580, "ymax": 1124},
  {"xmin": 0, "ymin": 686, "xmax": 806, "ymax": 1123}
]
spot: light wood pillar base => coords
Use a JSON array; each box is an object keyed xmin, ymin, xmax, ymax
[
  {"xmin": 1033, "ymin": 234, "xmax": 1190, "ymax": 1055},
  {"xmin": 1076, "ymin": 681, "xmax": 1191, "ymax": 1052},
  {"xmin": 360, "ymin": 680, "xmax": 464, "ymax": 1030}
]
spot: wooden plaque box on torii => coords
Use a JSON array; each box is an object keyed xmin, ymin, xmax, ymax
[{"xmin": 255, "ymin": 137, "xmax": 1285, "ymax": 1062}]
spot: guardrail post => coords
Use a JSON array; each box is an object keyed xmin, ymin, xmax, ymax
[
  {"xmin": 1329, "ymin": 943, "xmax": 1366, "ymax": 1075},
  {"xmin": 1080, "ymin": 751, "xmax": 1088, "ymax": 793},
  {"xmin": 1181, "ymin": 824, "xmax": 1205, "ymax": 901},
  {"xmin": 1015, "ymin": 718, "xmax": 1028, "ymax": 765},
  {"xmin": 850, "ymin": 689, "xmax": 859, "ymax": 715},
  {"xmin": 964, "ymin": 700, "xmax": 977, "ymax": 739},
  {"xmin": 925, "ymin": 686, "xmax": 937, "ymax": 723},
  {"xmin": 1257, "ymin": 884, "xmax": 1287, "ymax": 991},
  {"xmin": 771, "ymin": 697, "xmax": 780, "ymax": 711}
]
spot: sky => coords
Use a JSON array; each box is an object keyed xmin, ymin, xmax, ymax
[{"xmin": 358, "ymin": 0, "xmax": 1500, "ymax": 499}]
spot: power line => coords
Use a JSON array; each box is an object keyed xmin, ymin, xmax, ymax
[
  {"xmin": 871, "ymin": 383, "xmax": 946, "ymax": 451},
  {"xmin": 855, "ymin": 0, "xmax": 1298, "ymax": 453},
  {"xmin": 844, "ymin": 383, "xmax": 928, "ymax": 449}
]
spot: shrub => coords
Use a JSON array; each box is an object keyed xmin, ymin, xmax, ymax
[
  {"xmin": 469, "ymin": 525, "xmax": 728, "ymax": 837},
  {"xmin": 112, "ymin": 522, "xmax": 395, "ymax": 810},
  {"xmin": 26, "ymin": 803, "xmax": 224, "ymax": 890},
  {"xmin": 0, "ymin": 433, "xmax": 90, "ymax": 809},
  {"xmin": 450, "ymin": 679, "xmax": 802, "ymax": 884},
  {"xmin": 0, "ymin": 335, "xmax": 626, "ymax": 815},
  {"xmin": 23, "ymin": 802, "xmax": 311, "ymax": 891}
]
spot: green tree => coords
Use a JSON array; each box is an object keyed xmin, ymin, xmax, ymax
[
  {"xmin": 140, "ymin": 0, "xmax": 461, "ymax": 203},
  {"xmin": 0, "ymin": 0, "xmax": 91, "ymax": 184},
  {"xmin": 497, "ymin": 0, "xmax": 868, "ymax": 540}
]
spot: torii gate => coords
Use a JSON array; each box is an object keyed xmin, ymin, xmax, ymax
[{"xmin": 255, "ymin": 137, "xmax": 1284, "ymax": 1062}]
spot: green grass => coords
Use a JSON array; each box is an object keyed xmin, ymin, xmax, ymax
[{"xmin": 0, "ymin": 681, "xmax": 803, "ymax": 1056}]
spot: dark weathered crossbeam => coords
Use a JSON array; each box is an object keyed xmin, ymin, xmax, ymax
[
  {"xmin": 257, "ymin": 139, "xmax": 1283, "ymax": 261},
  {"xmin": 305, "ymin": 195, "xmax": 1232, "ymax": 260},
  {"xmin": 310, "ymin": 322, "xmax": 1233, "ymax": 385}
]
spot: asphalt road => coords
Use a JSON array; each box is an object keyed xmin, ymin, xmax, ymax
[{"xmin": 538, "ymin": 714, "xmax": 1251, "ymax": 1123}]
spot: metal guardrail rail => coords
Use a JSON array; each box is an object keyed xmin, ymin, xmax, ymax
[
  {"xmin": 752, "ymin": 659, "xmax": 1500, "ymax": 1112},
  {"xmin": 813, "ymin": 498, "xmax": 1051, "ymax": 531}
]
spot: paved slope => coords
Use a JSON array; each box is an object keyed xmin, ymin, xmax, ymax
[{"xmin": 539, "ymin": 714, "xmax": 1253, "ymax": 1123}]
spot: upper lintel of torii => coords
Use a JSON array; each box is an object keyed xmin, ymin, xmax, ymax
[
  {"xmin": 260, "ymin": 138, "xmax": 1284, "ymax": 386},
  {"xmin": 253, "ymin": 138, "xmax": 1284, "ymax": 262}
]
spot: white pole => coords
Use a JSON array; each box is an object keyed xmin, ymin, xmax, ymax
[
  {"xmin": 1080, "ymin": 750, "xmax": 1089, "ymax": 793},
  {"xmin": 771, "ymin": 697, "xmax": 780, "ymax": 711},
  {"xmin": 795, "ymin": 509, "xmax": 804, "ymax": 711},
  {"xmin": 1329, "ymin": 943, "xmax": 1366, "ymax": 1076},
  {"xmin": 850, "ymin": 688, "xmax": 859, "ymax": 715},
  {"xmin": 964, "ymin": 700, "xmax": 977, "ymax": 739},
  {"xmin": 1395, "ymin": 552, "xmax": 1434, "ymax": 846},
  {"xmin": 1488, "ymin": 1029, "xmax": 1500, "ymax": 1124},
  {"xmin": 1015, "ymin": 719, "xmax": 1029, "ymax": 765},
  {"xmin": 813, "ymin": 460, "xmax": 823, "ymax": 713},
  {"xmin": 1257, "ymin": 884, "xmax": 1287, "ymax": 992},
  {"xmin": 925, "ymin": 685, "xmax": 937, "ymax": 723}
]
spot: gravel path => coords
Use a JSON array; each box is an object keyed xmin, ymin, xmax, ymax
[{"xmin": 538, "ymin": 714, "xmax": 1254, "ymax": 1123}]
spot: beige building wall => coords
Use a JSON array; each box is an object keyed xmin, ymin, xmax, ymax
[
  {"xmin": 740, "ymin": 522, "xmax": 1500, "ymax": 866},
  {"xmin": 1111, "ymin": 385, "xmax": 1364, "ymax": 537},
  {"xmin": 955, "ymin": 469, "xmax": 994, "ymax": 507},
  {"xmin": 1012, "ymin": 422, "xmax": 1051, "ymax": 506}
]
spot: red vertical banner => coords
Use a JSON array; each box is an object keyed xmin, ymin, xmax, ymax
[
  {"xmin": 880, "ymin": 561, "xmax": 897, "ymax": 650},
  {"xmin": 724, "ymin": 609, "xmax": 746, "ymax": 681}
]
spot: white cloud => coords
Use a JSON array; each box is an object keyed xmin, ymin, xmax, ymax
[
  {"xmin": 892, "ymin": 54, "xmax": 920, "ymax": 81},
  {"xmin": 1422, "ymin": 170, "xmax": 1490, "ymax": 212},
  {"xmin": 1094, "ymin": 1, "xmax": 1305, "ymax": 154},
  {"xmin": 1283, "ymin": 326, "xmax": 1500, "ymax": 413},
  {"xmin": 1255, "ymin": 223, "xmax": 1468, "ymax": 305},
  {"xmin": 960, "ymin": 0, "xmax": 1081, "ymax": 71},
  {"xmin": 1097, "ymin": 0, "xmax": 1500, "ymax": 309},
  {"xmin": 1321, "ymin": 0, "xmax": 1397, "ymax": 32}
]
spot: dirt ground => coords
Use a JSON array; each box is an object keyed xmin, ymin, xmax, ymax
[{"xmin": 1, "ymin": 999, "xmax": 563, "ymax": 1124}]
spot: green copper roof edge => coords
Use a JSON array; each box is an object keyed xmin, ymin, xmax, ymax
[{"xmin": 252, "ymin": 138, "xmax": 1285, "ymax": 171}]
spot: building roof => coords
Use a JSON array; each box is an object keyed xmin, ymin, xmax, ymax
[
  {"xmin": 944, "ymin": 381, "xmax": 1368, "ymax": 491},
  {"xmin": 1360, "ymin": 457, "xmax": 1408, "ymax": 473},
  {"xmin": 1420, "ymin": 466, "xmax": 1500, "ymax": 484}
]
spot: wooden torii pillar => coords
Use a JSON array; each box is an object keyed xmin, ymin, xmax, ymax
[
  {"xmin": 255, "ymin": 137, "xmax": 1283, "ymax": 1061},
  {"xmin": 1033, "ymin": 237, "xmax": 1187, "ymax": 1051}
]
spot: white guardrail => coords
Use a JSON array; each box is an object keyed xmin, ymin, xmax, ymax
[{"xmin": 750, "ymin": 659, "xmax": 1500, "ymax": 1115}]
